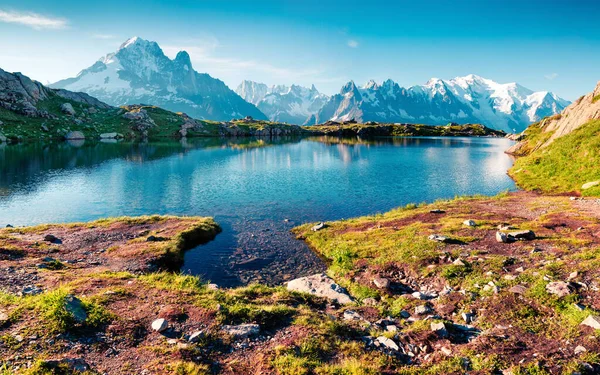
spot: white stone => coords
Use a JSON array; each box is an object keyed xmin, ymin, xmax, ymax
[
  {"xmin": 287, "ymin": 273, "xmax": 353, "ymax": 304},
  {"xmin": 151, "ymin": 318, "xmax": 168, "ymax": 332}
]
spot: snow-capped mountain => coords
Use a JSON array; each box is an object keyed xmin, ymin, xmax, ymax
[
  {"xmin": 236, "ymin": 81, "xmax": 329, "ymax": 124},
  {"xmin": 312, "ymin": 75, "xmax": 570, "ymax": 132},
  {"xmin": 52, "ymin": 37, "xmax": 266, "ymax": 121}
]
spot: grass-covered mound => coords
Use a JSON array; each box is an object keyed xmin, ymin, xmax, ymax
[{"xmin": 509, "ymin": 119, "xmax": 600, "ymax": 196}]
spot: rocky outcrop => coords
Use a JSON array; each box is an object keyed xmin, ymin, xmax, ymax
[
  {"xmin": 0, "ymin": 68, "xmax": 111, "ymax": 119},
  {"xmin": 507, "ymin": 81, "xmax": 600, "ymax": 155}
]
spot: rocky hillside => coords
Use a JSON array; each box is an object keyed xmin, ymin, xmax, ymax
[
  {"xmin": 507, "ymin": 80, "xmax": 600, "ymax": 156},
  {"xmin": 310, "ymin": 75, "xmax": 569, "ymax": 133},
  {"xmin": 0, "ymin": 69, "xmax": 306, "ymax": 142},
  {"xmin": 236, "ymin": 81, "xmax": 329, "ymax": 125},
  {"xmin": 52, "ymin": 37, "xmax": 267, "ymax": 122},
  {"xmin": 507, "ymin": 81, "xmax": 600, "ymax": 196}
]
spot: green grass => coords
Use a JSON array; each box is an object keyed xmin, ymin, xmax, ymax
[{"xmin": 510, "ymin": 119, "xmax": 600, "ymax": 196}]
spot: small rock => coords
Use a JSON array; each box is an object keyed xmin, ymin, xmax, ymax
[
  {"xmin": 207, "ymin": 283, "xmax": 219, "ymax": 291},
  {"xmin": 515, "ymin": 267, "xmax": 525, "ymax": 273},
  {"xmin": 0, "ymin": 311, "xmax": 8, "ymax": 323},
  {"xmin": 64, "ymin": 295, "xmax": 87, "ymax": 323},
  {"xmin": 568, "ymin": 271, "xmax": 579, "ymax": 280},
  {"xmin": 376, "ymin": 336, "xmax": 399, "ymax": 351},
  {"xmin": 430, "ymin": 209, "xmax": 445, "ymax": 214},
  {"xmin": 504, "ymin": 274, "xmax": 517, "ymax": 281},
  {"xmin": 440, "ymin": 347, "xmax": 452, "ymax": 356},
  {"xmin": 363, "ymin": 297, "xmax": 377, "ymax": 306},
  {"xmin": 508, "ymin": 230, "xmax": 536, "ymax": 241},
  {"xmin": 311, "ymin": 222, "xmax": 326, "ymax": 232},
  {"xmin": 415, "ymin": 305, "xmax": 433, "ymax": 315},
  {"xmin": 64, "ymin": 131, "xmax": 85, "ymax": 140},
  {"xmin": 222, "ymin": 323, "xmax": 260, "ymax": 338},
  {"xmin": 546, "ymin": 281, "xmax": 573, "ymax": 297},
  {"xmin": 580, "ymin": 315, "xmax": 600, "ymax": 329},
  {"xmin": 43, "ymin": 234, "xmax": 61, "ymax": 243},
  {"xmin": 428, "ymin": 234, "xmax": 448, "ymax": 243},
  {"xmin": 188, "ymin": 331, "xmax": 204, "ymax": 343},
  {"xmin": 574, "ymin": 303, "xmax": 585, "ymax": 311},
  {"xmin": 575, "ymin": 345, "xmax": 587, "ymax": 355},
  {"xmin": 343, "ymin": 310, "xmax": 363, "ymax": 322},
  {"xmin": 151, "ymin": 318, "xmax": 168, "ymax": 332},
  {"xmin": 461, "ymin": 312, "xmax": 475, "ymax": 323},
  {"xmin": 167, "ymin": 338, "xmax": 177, "ymax": 345},
  {"xmin": 399, "ymin": 310, "xmax": 411, "ymax": 319},
  {"xmin": 386, "ymin": 325, "xmax": 398, "ymax": 332},
  {"xmin": 453, "ymin": 258, "xmax": 466, "ymax": 266},
  {"xmin": 496, "ymin": 231, "xmax": 510, "ymax": 243},
  {"xmin": 431, "ymin": 322, "xmax": 448, "ymax": 337},
  {"xmin": 60, "ymin": 103, "xmax": 76, "ymax": 116},
  {"xmin": 372, "ymin": 276, "xmax": 390, "ymax": 289},
  {"xmin": 463, "ymin": 220, "xmax": 476, "ymax": 227},
  {"xmin": 509, "ymin": 285, "xmax": 528, "ymax": 294}
]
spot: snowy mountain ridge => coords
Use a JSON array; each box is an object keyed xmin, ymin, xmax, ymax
[
  {"xmin": 52, "ymin": 37, "xmax": 267, "ymax": 121},
  {"xmin": 235, "ymin": 81, "xmax": 329, "ymax": 124},
  {"xmin": 309, "ymin": 74, "xmax": 569, "ymax": 132}
]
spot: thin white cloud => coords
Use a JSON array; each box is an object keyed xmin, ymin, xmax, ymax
[
  {"xmin": 91, "ymin": 33, "xmax": 118, "ymax": 40},
  {"xmin": 347, "ymin": 39, "xmax": 359, "ymax": 48},
  {"xmin": 0, "ymin": 9, "xmax": 67, "ymax": 30},
  {"xmin": 162, "ymin": 42, "xmax": 323, "ymax": 81},
  {"xmin": 545, "ymin": 73, "xmax": 558, "ymax": 80}
]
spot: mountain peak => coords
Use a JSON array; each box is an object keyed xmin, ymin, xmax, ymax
[
  {"xmin": 174, "ymin": 51, "xmax": 192, "ymax": 69},
  {"xmin": 341, "ymin": 81, "xmax": 358, "ymax": 95},
  {"xmin": 119, "ymin": 36, "xmax": 141, "ymax": 49},
  {"xmin": 364, "ymin": 80, "xmax": 379, "ymax": 90}
]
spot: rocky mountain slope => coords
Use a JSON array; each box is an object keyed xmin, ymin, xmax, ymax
[
  {"xmin": 236, "ymin": 81, "xmax": 329, "ymax": 124},
  {"xmin": 52, "ymin": 37, "xmax": 267, "ymax": 122},
  {"xmin": 311, "ymin": 75, "xmax": 569, "ymax": 133},
  {"xmin": 507, "ymin": 80, "xmax": 600, "ymax": 196}
]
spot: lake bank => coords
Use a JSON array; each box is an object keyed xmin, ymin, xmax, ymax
[{"xmin": 2, "ymin": 193, "xmax": 600, "ymax": 374}]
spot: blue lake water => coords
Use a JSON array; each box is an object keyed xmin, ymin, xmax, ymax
[{"xmin": 0, "ymin": 136, "xmax": 516, "ymax": 286}]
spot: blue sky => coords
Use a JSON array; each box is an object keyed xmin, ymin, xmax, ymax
[{"xmin": 0, "ymin": 0, "xmax": 598, "ymax": 99}]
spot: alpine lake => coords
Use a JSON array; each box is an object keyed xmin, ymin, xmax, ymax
[{"xmin": 0, "ymin": 136, "xmax": 516, "ymax": 287}]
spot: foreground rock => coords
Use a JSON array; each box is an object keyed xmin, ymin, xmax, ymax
[
  {"xmin": 286, "ymin": 273, "xmax": 353, "ymax": 304},
  {"xmin": 222, "ymin": 323, "xmax": 260, "ymax": 338},
  {"xmin": 151, "ymin": 318, "xmax": 169, "ymax": 332}
]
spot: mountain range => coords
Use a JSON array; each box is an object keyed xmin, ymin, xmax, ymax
[
  {"xmin": 240, "ymin": 76, "xmax": 570, "ymax": 132},
  {"xmin": 51, "ymin": 37, "xmax": 266, "ymax": 122},
  {"xmin": 235, "ymin": 81, "xmax": 329, "ymax": 125},
  {"xmin": 49, "ymin": 37, "xmax": 569, "ymax": 132}
]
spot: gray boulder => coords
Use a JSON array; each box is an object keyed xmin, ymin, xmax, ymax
[
  {"xmin": 64, "ymin": 131, "xmax": 85, "ymax": 140},
  {"xmin": 546, "ymin": 281, "xmax": 573, "ymax": 297},
  {"xmin": 64, "ymin": 295, "xmax": 87, "ymax": 323},
  {"xmin": 286, "ymin": 273, "xmax": 353, "ymax": 304},
  {"xmin": 60, "ymin": 103, "xmax": 76, "ymax": 116},
  {"xmin": 580, "ymin": 315, "xmax": 600, "ymax": 329},
  {"xmin": 222, "ymin": 323, "xmax": 260, "ymax": 338}
]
